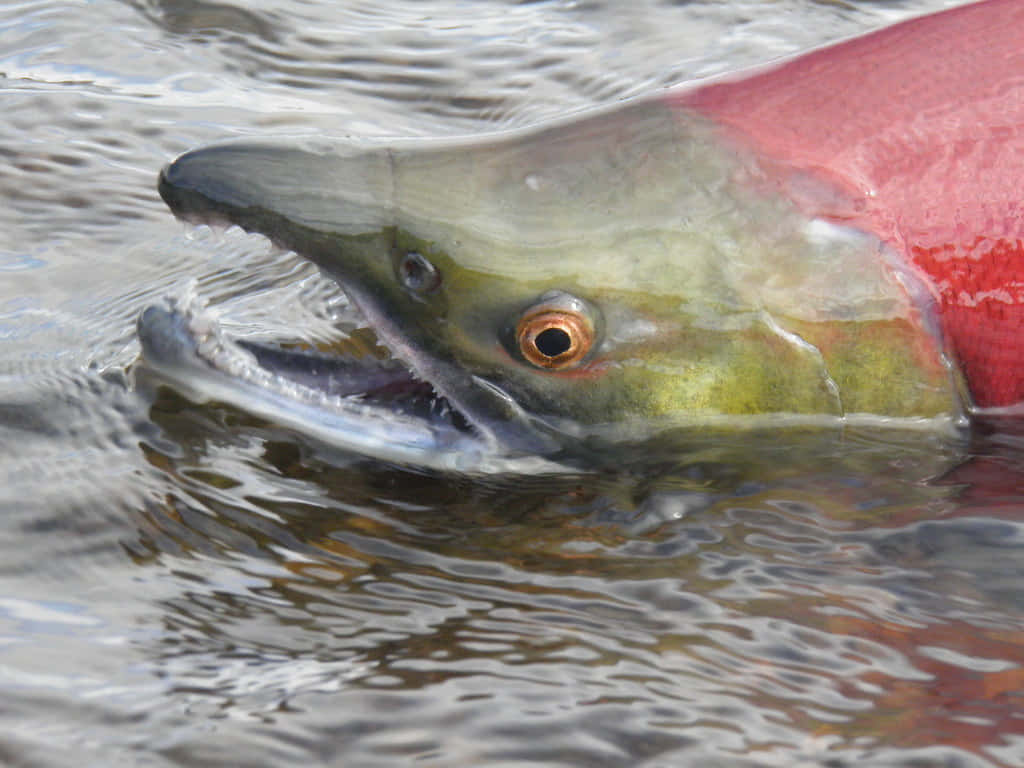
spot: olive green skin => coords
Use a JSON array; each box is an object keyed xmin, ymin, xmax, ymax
[{"xmin": 158, "ymin": 98, "xmax": 962, "ymax": 453}]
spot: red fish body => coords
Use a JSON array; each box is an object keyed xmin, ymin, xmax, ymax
[{"xmin": 670, "ymin": 0, "xmax": 1024, "ymax": 408}]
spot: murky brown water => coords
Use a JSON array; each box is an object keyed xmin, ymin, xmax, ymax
[{"xmin": 4, "ymin": 1, "xmax": 1024, "ymax": 766}]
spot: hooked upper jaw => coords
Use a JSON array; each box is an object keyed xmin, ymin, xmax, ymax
[
  {"xmin": 150, "ymin": 136, "xmax": 577, "ymax": 465},
  {"xmin": 158, "ymin": 139, "xmax": 398, "ymax": 246}
]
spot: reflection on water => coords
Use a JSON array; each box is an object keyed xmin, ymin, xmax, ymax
[
  {"xmin": 124, "ymin": 405, "xmax": 1024, "ymax": 766},
  {"xmin": 2, "ymin": 0, "xmax": 1022, "ymax": 766}
]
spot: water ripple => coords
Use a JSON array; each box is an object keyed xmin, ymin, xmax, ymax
[{"xmin": 1, "ymin": 0, "xmax": 1019, "ymax": 766}]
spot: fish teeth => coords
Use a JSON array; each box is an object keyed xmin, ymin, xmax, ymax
[{"xmin": 163, "ymin": 286, "xmax": 451, "ymax": 431}]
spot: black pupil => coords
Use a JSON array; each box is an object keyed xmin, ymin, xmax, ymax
[{"xmin": 534, "ymin": 327, "xmax": 572, "ymax": 358}]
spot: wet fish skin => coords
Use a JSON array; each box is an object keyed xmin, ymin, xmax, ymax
[
  {"xmin": 674, "ymin": 0, "xmax": 1024, "ymax": 408},
  {"xmin": 157, "ymin": 98, "xmax": 962, "ymax": 439},
  {"xmin": 149, "ymin": 0, "xmax": 1024, "ymax": 464}
]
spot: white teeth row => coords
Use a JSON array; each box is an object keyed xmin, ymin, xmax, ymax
[{"xmin": 166, "ymin": 288, "xmax": 431, "ymax": 428}]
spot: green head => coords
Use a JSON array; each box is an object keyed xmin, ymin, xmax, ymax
[{"xmin": 156, "ymin": 98, "xmax": 961, "ymax": 461}]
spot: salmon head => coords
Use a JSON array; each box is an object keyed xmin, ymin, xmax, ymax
[{"xmin": 141, "ymin": 98, "xmax": 963, "ymax": 472}]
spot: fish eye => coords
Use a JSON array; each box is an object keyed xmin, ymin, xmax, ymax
[
  {"xmin": 397, "ymin": 251, "xmax": 441, "ymax": 294},
  {"xmin": 515, "ymin": 293, "xmax": 596, "ymax": 370}
]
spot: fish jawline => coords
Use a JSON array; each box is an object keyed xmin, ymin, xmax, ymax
[{"xmin": 135, "ymin": 288, "xmax": 573, "ymax": 475}]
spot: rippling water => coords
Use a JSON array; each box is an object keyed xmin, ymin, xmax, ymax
[{"xmin": 4, "ymin": 1, "xmax": 1023, "ymax": 766}]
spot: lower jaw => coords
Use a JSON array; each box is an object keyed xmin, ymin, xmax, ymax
[{"xmin": 135, "ymin": 288, "xmax": 571, "ymax": 475}]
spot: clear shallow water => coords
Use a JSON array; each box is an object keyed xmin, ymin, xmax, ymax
[{"xmin": 4, "ymin": 1, "xmax": 1024, "ymax": 766}]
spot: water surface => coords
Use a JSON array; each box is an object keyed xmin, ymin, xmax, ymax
[{"xmin": 3, "ymin": 1, "xmax": 1023, "ymax": 766}]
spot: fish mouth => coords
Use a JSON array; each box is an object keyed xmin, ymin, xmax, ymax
[
  {"xmin": 144, "ymin": 143, "xmax": 575, "ymax": 473},
  {"xmin": 137, "ymin": 287, "xmax": 566, "ymax": 474}
]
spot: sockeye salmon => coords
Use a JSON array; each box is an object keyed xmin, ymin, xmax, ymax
[{"xmin": 140, "ymin": 0, "xmax": 1024, "ymax": 472}]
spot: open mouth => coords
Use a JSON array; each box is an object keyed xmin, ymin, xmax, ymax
[
  {"xmin": 235, "ymin": 335, "xmax": 471, "ymax": 432},
  {"xmin": 142, "ymin": 143, "xmax": 575, "ymax": 473},
  {"xmin": 136, "ymin": 287, "xmax": 567, "ymax": 474},
  {"xmin": 138, "ymin": 286, "xmax": 472, "ymax": 455}
]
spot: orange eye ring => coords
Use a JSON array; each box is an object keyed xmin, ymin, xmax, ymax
[{"xmin": 516, "ymin": 309, "xmax": 594, "ymax": 370}]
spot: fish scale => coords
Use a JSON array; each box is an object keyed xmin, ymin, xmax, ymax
[{"xmin": 674, "ymin": 0, "xmax": 1024, "ymax": 407}]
